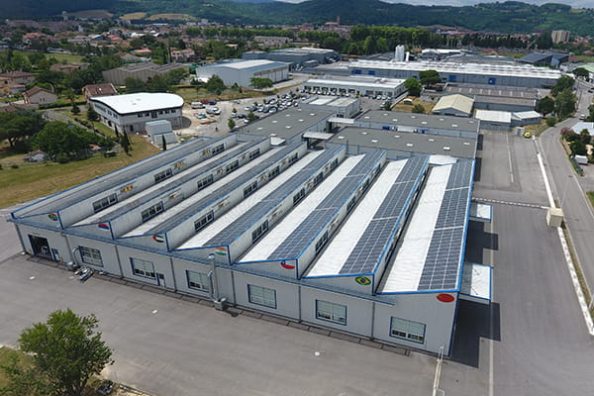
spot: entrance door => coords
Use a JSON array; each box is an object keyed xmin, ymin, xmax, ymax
[
  {"xmin": 51, "ymin": 248, "xmax": 61, "ymax": 263},
  {"xmin": 28, "ymin": 235, "xmax": 51, "ymax": 259},
  {"xmin": 157, "ymin": 273, "xmax": 166, "ymax": 288}
]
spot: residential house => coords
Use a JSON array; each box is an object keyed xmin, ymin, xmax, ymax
[{"xmin": 23, "ymin": 87, "xmax": 58, "ymax": 105}]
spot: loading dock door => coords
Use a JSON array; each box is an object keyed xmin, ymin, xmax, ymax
[{"xmin": 28, "ymin": 235, "xmax": 51, "ymax": 259}]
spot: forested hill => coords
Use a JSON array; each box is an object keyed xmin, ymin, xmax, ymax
[{"xmin": 3, "ymin": 0, "xmax": 594, "ymax": 36}]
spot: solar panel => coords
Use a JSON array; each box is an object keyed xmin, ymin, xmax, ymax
[
  {"xmin": 434, "ymin": 188, "xmax": 470, "ymax": 229},
  {"xmin": 205, "ymin": 147, "xmax": 343, "ymax": 246},
  {"xmin": 416, "ymin": 227, "xmax": 464, "ymax": 290},
  {"xmin": 446, "ymin": 160, "xmax": 473, "ymax": 189},
  {"xmin": 268, "ymin": 151, "xmax": 385, "ymax": 260},
  {"xmin": 339, "ymin": 157, "xmax": 428, "ymax": 275}
]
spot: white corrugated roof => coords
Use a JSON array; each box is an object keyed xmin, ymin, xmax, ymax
[
  {"xmin": 512, "ymin": 111, "xmax": 542, "ymax": 120},
  {"xmin": 381, "ymin": 164, "xmax": 452, "ymax": 293},
  {"xmin": 306, "ymin": 159, "xmax": 407, "ymax": 277},
  {"xmin": 474, "ymin": 109, "xmax": 512, "ymax": 124},
  {"xmin": 92, "ymin": 93, "xmax": 184, "ymax": 115},
  {"xmin": 240, "ymin": 155, "xmax": 365, "ymax": 262},
  {"xmin": 432, "ymin": 94, "xmax": 474, "ymax": 115}
]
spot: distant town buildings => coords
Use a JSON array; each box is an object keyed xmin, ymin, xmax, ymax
[{"xmin": 551, "ymin": 30, "xmax": 570, "ymax": 44}]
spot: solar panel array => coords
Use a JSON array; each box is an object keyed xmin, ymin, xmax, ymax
[
  {"xmin": 151, "ymin": 139, "xmax": 306, "ymax": 234},
  {"xmin": 94, "ymin": 140, "xmax": 262, "ymax": 222},
  {"xmin": 268, "ymin": 151, "xmax": 385, "ymax": 261},
  {"xmin": 339, "ymin": 156, "xmax": 429, "ymax": 275},
  {"xmin": 417, "ymin": 159, "xmax": 473, "ymax": 290},
  {"xmin": 205, "ymin": 146, "xmax": 344, "ymax": 246}
]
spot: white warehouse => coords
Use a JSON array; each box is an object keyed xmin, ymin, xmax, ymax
[
  {"xmin": 91, "ymin": 92, "xmax": 185, "ymax": 133},
  {"xmin": 196, "ymin": 59, "xmax": 289, "ymax": 87},
  {"xmin": 9, "ymin": 132, "xmax": 490, "ymax": 355},
  {"xmin": 303, "ymin": 75, "xmax": 406, "ymax": 98}
]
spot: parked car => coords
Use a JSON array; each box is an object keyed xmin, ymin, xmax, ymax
[
  {"xmin": 208, "ymin": 100, "xmax": 217, "ymax": 105},
  {"xmin": 96, "ymin": 380, "xmax": 114, "ymax": 396},
  {"xmin": 191, "ymin": 102, "xmax": 204, "ymax": 109},
  {"xmin": 79, "ymin": 267, "xmax": 93, "ymax": 282}
]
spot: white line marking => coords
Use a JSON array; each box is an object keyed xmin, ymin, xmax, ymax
[
  {"xmin": 506, "ymin": 133, "xmax": 514, "ymax": 184},
  {"xmin": 533, "ymin": 136, "xmax": 555, "ymax": 208},
  {"xmin": 432, "ymin": 346, "xmax": 444, "ymax": 396},
  {"xmin": 488, "ymin": 216, "xmax": 495, "ymax": 396}
]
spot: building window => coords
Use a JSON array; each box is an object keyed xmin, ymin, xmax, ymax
[
  {"xmin": 92, "ymin": 193, "xmax": 118, "ymax": 213},
  {"xmin": 315, "ymin": 231, "xmax": 329, "ymax": 254},
  {"xmin": 141, "ymin": 202, "xmax": 164, "ymax": 223},
  {"xmin": 390, "ymin": 317, "xmax": 426, "ymax": 344},
  {"xmin": 249, "ymin": 149, "xmax": 260, "ymax": 160},
  {"xmin": 251, "ymin": 220, "xmax": 269, "ymax": 243},
  {"xmin": 313, "ymin": 172, "xmax": 324, "ymax": 187},
  {"xmin": 186, "ymin": 270, "xmax": 209, "ymax": 292},
  {"xmin": 197, "ymin": 174, "xmax": 214, "ymax": 191},
  {"xmin": 130, "ymin": 258, "xmax": 156, "ymax": 279},
  {"xmin": 243, "ymin": 181, "xmax": 258, "ymax": 198},
  {"xmin": 211, "ymin": 144, "xmax": 225, "ymax": 156},
  {"xmin": 288, "ymin": 153, "xmax": 298, "ymax": 165},
  {"xmin": 154, "ymin": 168, "xmax": 173, "ymax": 183},
  {"xmin": 194, "ymin": 211, "xmax": 214, "ymax": 233},
  {"xmin": 225, "ymin": 161, "xmax": 239, "ymax": 174},
  {"xmin": 248, "ymin": 284, "xmax": 276, "ymax": 309},
  {"xmin": 293, "ymin": 188, "xmax": 305, "ymax": 205},
  {"xmin": 316, "ymin": 300, "xmax": 347, "ymax": 325},
  {"xmin": 268, "ymin": 166, "xmax": 280, "ymax": 179},
  {"xmin": 79, "ymin": 246, "xmax": 103, "ymax": 267},
  {"xmin": 347, "ymin": 197, "xmax": 357, "ymax": 213},
  {"xmin": 330, "ymin": 158, "xmax": 339, "ymax": 170}
]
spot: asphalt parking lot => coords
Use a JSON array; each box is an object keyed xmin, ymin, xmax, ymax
[{"xmin": 0, "ymin": 247, "xmax": 437, "ymax": 396}]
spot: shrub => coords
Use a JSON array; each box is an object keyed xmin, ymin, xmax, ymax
[
  {"xmin": 546, "ymin": 116, "xmax": 557, "ymax": 127},
  {"xmin": 10, "ymin": 164, "xmax": 19, "ymax": 169}
]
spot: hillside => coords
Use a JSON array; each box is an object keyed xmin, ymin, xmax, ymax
[{"xmin": 2, "ymin": 0, "xmax": 594, "ymax": 36}]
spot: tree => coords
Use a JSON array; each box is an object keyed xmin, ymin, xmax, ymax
[
  {"xmin": 579, "ymin": 129, "xmax": 592, "ymax": 145},
  {"xmin": 87, "ymin": 107, "xmax": 99, "ymax": 122},
  {"xmin": 250, "ymin": 77, "xmax": 273, "ymax": 89},
  {"xmin": 32, "ymin": 122, "xmax": 97, "ymax": 162},
  {"xmin": 412, "ymin": 104, "xmax": 425, "ymax": 113},
  {"xmin": 419, "ymin": 70, "xmax": 441, "ymax": 86},
  {"xmin": 205, "ymin": 75, "xmax": 225, "ymax": 94},
  {"xmin": 573, "ymin": 67, "xmax": 589, "ymax": 80},
  {"xmin": 554, "ymin": 88, "xmax": 577, "ymax": 120},
  {"xmin": 535, "ymin": 96, "xmax": 554, "ymax": 116},
  {"xmin": 382, "ymin": 101, "xmax": 392, "ymax": 111},
  {"xmin": 404, "ymin": 77, "xmax": 422, "ymax": 96},
  {"xmin": 71, "ymin": 104, "xmax": 80, "ymax": 115},
  {"xmin": 228, "ymin": 118, "xmax": 236, "ymax": 130},
  {"xmin": 0, "ymin": 110, "xmax": 45, "ymax": 151},
  {"xmin": 120, "ymin": 132, "xmax": 131, "ymax": 155},
  {"xmin": 247, "ymin": 111, "xmax": 257, "ymax": 122},
  {"xmin": 161, "ymin": 134, "xmax": 167, "ymax": 151},
  {"xmin": 571, "ymin": 140, "xmax": 587, "ymax": 156},
  {"xmin": 551, "ymin": 75, "xmax": 575, "ymax": 97},
  {"xmin": 124, "ymin": 77, "xmax": 146, "ymax": 94},
  {"xmin": 17, "ymin": 309, "xmax": 113, "ymax": 396},
  {"xmin": 0, "ymin": 349, "xmax": 50, "ymax": 396}
]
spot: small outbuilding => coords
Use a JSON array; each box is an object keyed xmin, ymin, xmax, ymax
[
  {"xmin": 474, "ymin": 110, "xmax": 512, "ymax": 131},
  {"xmin": 432, "ymin": 94, "xmax": 474, "ymax": 118}
]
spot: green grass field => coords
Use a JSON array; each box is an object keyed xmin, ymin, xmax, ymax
[
  {"xmin": 588, "ymin": 192, "xmax": 594, "ymax": 208},
  {"xmin": 0, "ymin": 347, "xmax": 33, "ymax": 388},
  {"xmin": 14, "ymin": 50, "xmax": 84, "ymax": 64},
  {"xmin": 0, "ymin": 135, "xmax": 158, "ymax": 208}
]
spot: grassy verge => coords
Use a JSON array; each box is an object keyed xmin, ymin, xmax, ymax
[
  {"xmin": 54, "ymin": 109, "xmax": 117, "ymax": 138},
  {"xmin": 13, "ymin": 50, "xmax": 84, "ymax": 64},
  {"xmin": 0, "ymin": 135, "xmax": 158, "ymax": 208},
  {"xmin": 524, "ymin": 120, "xmax": 548, "ymax": 137},
  {"xmin": 0, "ymin": 347, "xmax": 34, "ymax": 388}
]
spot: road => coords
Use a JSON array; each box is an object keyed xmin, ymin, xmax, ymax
[
  {"xmin": 440, "ymin": 130, "xmax": 594, "ymax": 396},
  {"xmin": 539, "ymin": 82, "xmax": 594, "ymax": 290}
]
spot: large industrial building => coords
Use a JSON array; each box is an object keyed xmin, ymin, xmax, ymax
[
  {"xmin": 10, "ymin": 114, "xmax": 490, "ymax": 354},
  {"xmin": 316, "ymin": 60, "xmax": 562, "ymax": 88},
  {"xmin": 303, "ymin": 76, "xmax": 406, "ymax": 98},
  {"xmin": 196, "ymin": 59, "xmax": 289, "ymax": 87},
  {"xmin": 243, "ymin": 47, "xmax": 339, "ymax": 69},
  {"xmin": 102, "ymin": 62, "xmax": 187, "ymax": 85},
  {"xmin": 90, "ymin": 92, "xmax": 185, "ymax": 133}
]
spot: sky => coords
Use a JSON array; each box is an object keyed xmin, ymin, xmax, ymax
[{"xmin": 278, "ymin": 0, "xmax": 594, "ymax": 6}]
